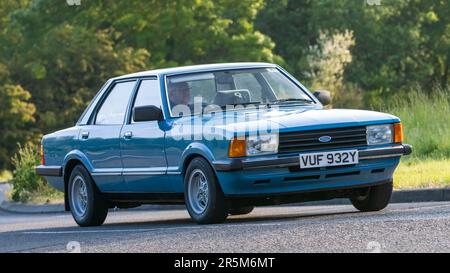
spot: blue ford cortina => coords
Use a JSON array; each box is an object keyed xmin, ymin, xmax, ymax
[{"xmin": 36, "ymin": 63, "xmax": 412, "ymax": 226}]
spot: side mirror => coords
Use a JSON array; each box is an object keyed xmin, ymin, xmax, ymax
[
  {"xmin": 133, "ymin": 105, "xmax": 163, "ymax": 122},
  {"xmin": 313, "ymin": 90, "xmax": 332, "ymax": 106}
]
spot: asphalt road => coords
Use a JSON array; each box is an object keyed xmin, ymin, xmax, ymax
[{"xmin": 1, "ymin": 202, "xmax": 450, "ymax": 253}]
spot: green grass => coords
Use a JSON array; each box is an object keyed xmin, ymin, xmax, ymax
[
  {"xmin": 375, "ymin": 87, "xmax": 450, "ymax": 189},
  {"xmin": 386, "ymin": 87, "xmax": 450, "ymax": 160},
  {"xmin": 0, "ymin": 170, "xmax": 12, "ymax": 183},
  {"xmin": 27, "ymin": 189, "xmax": 64, "ymax": 204},
  {"xmin": 395, "ymin": 159, "xmax": 450, "ymax": 189},
  {"xmin": 6, "ymin": 187, "xmax": 64, "ymax": 205}
]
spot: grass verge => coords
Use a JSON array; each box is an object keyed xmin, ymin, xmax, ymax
[
  {"xmin": 394, "ymin": 159, "xmax": 450, "ymax": 189},
  {"xmin": 386, "ymin": 87, "xmax": 450, "ymax": 159},
  {"xmin": 27, "ymin": 190, "xmax": 64, "ymax": 204},
  {"xmin": 6, "ymin": 186, "xmax": 64, "ymax": 204},
  {"xmin": 383, "ymin": 88, "xmax": 450, "ymax": 189},
  {"xmin": 0, "ymin": 170, "xmax": 12, "ymax": 183}
]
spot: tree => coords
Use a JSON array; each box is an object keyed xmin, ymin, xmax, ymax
[
  {"xmin": 256, "ymin": 0, "xmax": 450, "ymax": 98},
  {"xmin": 0, "ymin": 63, "xmax": 36, "ymax": 170},
  {"xmin": 306, "ymin": 30, "xmax": 360, "ymax": 108}
]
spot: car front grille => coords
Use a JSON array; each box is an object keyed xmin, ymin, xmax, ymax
[{"xmin": 278, "ymin": 126, "xmax": 367, "ymax": 154}]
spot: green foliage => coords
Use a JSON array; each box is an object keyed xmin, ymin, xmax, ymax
[
  {"xmin": 256, "ymin": 0, "xmax": 450, "ymax": 95},
  {"xmin": 384, "ymin": 87, "xmax": 450, "ymax": 160},
  {"xmin": 0, "ymin": 0, "xmax": 278, "ymax": 142},
  {"xmin": 305, "ymin": 30, "xmax": 362, "ymax": 108},
  {"xmin": 10, "ymin": 144, "xmax": 50, "ymax": 202},
  {"xmin": 2, "ymin": 1, "xmax": 152, "ymax": 131},
  {"xmin": 0, "ymin": 62, "xmax": 36, "ymax": 170}
]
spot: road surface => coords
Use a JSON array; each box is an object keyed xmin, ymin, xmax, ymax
[{"xmin": 1, "ymin": 202, "xmax": 450, "ymax": 253}]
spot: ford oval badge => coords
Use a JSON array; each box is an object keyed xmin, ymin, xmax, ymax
[{"xmin": 318, "ymin": 136, "xmax": 332, "ymax": 143}]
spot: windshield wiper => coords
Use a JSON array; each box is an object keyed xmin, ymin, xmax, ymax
[
  {"xmin": 271, "ymin": 98, "xmax": 314, "ymax": 105},
  {"xmin": 219, "ymin": 101, "xmax": 263, "ymax": 108}
]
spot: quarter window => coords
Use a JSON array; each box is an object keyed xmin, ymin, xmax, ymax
[
  {"xmin": 132, "ymin": 79, "xmax": 162, "ymax": 122},
  {"xmin": 133, "ymin": 80, "xmax": 162, "ymax": 108},
  {"xmin": 95, "ymin": 81, "xmax": 136, "ymax": 125}
]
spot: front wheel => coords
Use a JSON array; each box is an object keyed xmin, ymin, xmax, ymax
[
  {"xmin": 184, "ymin": 157, "xmax": 228, "ymax": 224},
  {"xmin": 350, "ymin": 182, "xmax": 393, "ymax": 212},
  {"xmin": 68, "ymin": 165, "xmax": 108, "ymax": 227}
]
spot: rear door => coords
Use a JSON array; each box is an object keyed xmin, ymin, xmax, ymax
[
  {"xmin": 119, "ymin": 78, "xmax": 170, "ymax": 192},
  {"xmin": 79, "ymin": 80, "xmax": 137, "ymax": 192}
]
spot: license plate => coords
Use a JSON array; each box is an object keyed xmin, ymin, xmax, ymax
[{"xmin": 299, "ymin": 150, "xmax": 358, "ymax": 169}]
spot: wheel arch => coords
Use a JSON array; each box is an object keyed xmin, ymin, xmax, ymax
[
  {"xmin": 180, "ymin": 143, "xmax": 217, "ymax": 176},
  {"xmin": 62, "ymin": 151, "xmax": 95, "ymax": 211},
  {"xmin": 181, "ymin": 153, "xmax": 226, "ymax": 196}
]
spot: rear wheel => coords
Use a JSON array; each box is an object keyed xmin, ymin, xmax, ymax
[
  {"xmin": 229, "ymin": 206, "xmax": 254, "ymax": 216},
  {"xmin": 184, "ymin": 157, "xmax": 228, "ymax": 224},
  {"xmin": 350, "ymin": 182, "xmax": 393, "ymax": 212},
  {"xmin": 68, "ymin": 165, "xmax": 108, "ymax": 227}
]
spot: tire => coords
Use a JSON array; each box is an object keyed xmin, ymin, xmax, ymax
[
  {"xmin": 229, "ymin": 206, "xmax": 254, "ymax": 216},
  {"xmin": 184, "ymin": 157, "xmax": 228, "ymax": 224},
  {"xmin": 350, "ymin": 182, "xmax": 393, "ymax": 212},
  {"xmin": 68, "ymin": 165, "xmax": 108, "ymax": 227}
]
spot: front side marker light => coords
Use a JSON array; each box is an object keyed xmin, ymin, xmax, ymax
[
  {"xmin": 228, "ymin": 138, "xmax": 246, "ymax": 158},
  {"xmin": 394, "ymin": 122, "xmax": 403, "ymax": 143}
]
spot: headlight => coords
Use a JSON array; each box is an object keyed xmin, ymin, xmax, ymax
[
  {"xmin": 228, "ymin": 133, "xmax": 279, "ymax": 157},
  {"xmin": 367, "ymin": 124, "xmax": 393, "ymax": 145},
  {"xmin": 246, "ymin": 133, "xmax": 279, "ymax": 156}
]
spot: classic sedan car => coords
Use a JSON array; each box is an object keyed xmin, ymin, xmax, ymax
[{"xmin": 36, "ymin": 63, "xmax": 411, "ymax": 226}]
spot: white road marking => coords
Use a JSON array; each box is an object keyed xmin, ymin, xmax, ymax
[
  {"xmin": 23, "ymin": 226, "xmax": 200, "ymax": 235},
  {"xmin": 22, "ymin": 222, "xmax": 284, "ymax": 235}
]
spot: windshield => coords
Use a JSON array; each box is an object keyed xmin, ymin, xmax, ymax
[{"xmin": 166, "ymin": 67, "xmax": 313, "ymax": 117}]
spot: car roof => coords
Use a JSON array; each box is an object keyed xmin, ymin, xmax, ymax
[{"xmin": 113, "ymin": 62, "xmax": 277, "ymax": 80}]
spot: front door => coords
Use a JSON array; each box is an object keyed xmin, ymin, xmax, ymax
[{"xmin": 120, "ymin": 79, "xmax": 170, "ymax": 192}]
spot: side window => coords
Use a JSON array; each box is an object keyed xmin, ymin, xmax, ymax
[
  {"xmin": 132, "ymin": 79, "xmax": 162, "ymax": 122},
  {"xmin": 95, "ymin": 81, "xmax": 136, "ymax": 125}
]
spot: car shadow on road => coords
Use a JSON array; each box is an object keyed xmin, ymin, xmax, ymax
[
  {"xmin": 7, "ymin": 207, "xmax": 362, "ymax": 235},
  {"xmin": 99, "ymin": 208, "xmax": 360, "ymax": 228}
]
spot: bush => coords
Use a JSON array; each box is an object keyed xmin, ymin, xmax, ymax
[{"xmin": 10, "ymin": 143, "xmax": 55, "ymax": 202}]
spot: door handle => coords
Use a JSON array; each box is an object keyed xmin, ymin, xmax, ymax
[
  {"xmin": 124, "ymin": 131, "xmax": 133, "ymax": 139},
  {"xmin": 81, "ymin": 131, "xmax": 89, "ymax": 139}
]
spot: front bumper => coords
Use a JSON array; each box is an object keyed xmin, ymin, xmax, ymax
[{"xmin": 213, "ymin": 144, "xmax": 412, "ymax": 171}]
